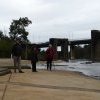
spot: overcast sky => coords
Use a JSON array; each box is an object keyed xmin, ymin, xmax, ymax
[{"xmin": 0, "ymin": 0, "xmax": 100, "ymax": 43}]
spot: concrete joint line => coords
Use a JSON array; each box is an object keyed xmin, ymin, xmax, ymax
[{"xmin": 1, "ymin": 73, "xmax": 12, "ymax": 100}]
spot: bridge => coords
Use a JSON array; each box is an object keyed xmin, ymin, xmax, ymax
[
  {"xmin": 28, "ymin": 30, "xmax": 100, "ymax": 61},
  {"xmin": 30, "ymin": 38, "xmax": 91, "ymax": 48},
  {"xmin": 69, "ymin": 39, "xmax": 91, "ymax": 45}
]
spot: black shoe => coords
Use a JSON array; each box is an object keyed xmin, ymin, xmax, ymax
[
  {"xmin": 19, "ymin": 71, "xmax": 24, "ymax": 73},
  {"xmin": 32, "ymin": 70, "xmax": 38, "ymax": 72}
]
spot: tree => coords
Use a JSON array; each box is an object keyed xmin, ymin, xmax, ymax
[
  {"xmin": 0, "ymin": 30, "xmax": 10, "ymax": 40},
  {"xmin": 9, "ymin": 17, "xmax": 32, "ymax": 41},
  {"xmin": 0, "ymin": 39, "xmax": 13, "ymax": 58},
  {"xmin": 0, "ymin": 30, "xmax": 3, "ymax": 39}
]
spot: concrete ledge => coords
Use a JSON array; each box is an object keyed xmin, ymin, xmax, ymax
[
  {"xmin": 0, "ymin": 65, "xmax": 31, "ymax": 69},
  {"xmin": 0, "ymin": 68, "xmax": 11, "ymax": 76}
]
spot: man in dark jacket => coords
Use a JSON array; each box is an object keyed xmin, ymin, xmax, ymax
[
  {"xmin": 46, "ymin": 44, "xmax": 54, "ymax": 71},
  {"xmin": 11, "ymin": 39, "xmax": 24, "ymax": 73}
]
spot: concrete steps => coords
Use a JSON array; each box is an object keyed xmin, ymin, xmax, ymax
[
  {"xmin": 0, "ymin": 65, "xmax": 31, "ymax": 69},
  {"xmin": 0, "ymin": 68, "xmax": 11, "ymax": 76},
  {"xmin": 0, "ymin": 65, "xmax": 30, "ymax": 76}
]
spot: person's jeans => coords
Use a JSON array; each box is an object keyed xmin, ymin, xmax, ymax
[
  {"xmin": 47, "ymin": 60, "xmax": 52, "ymax": 71},
  {"xmin": 31, "ymin": 61, "xmax": 37, "ymax": 72},
  {"xmin": 13, "ymin": 56, "xmax": 21, "ymax": 72}
]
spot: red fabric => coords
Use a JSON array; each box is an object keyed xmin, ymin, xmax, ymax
[{"xmin": 46, "ymin": 47, "xmax": 54, "ymax": 60}]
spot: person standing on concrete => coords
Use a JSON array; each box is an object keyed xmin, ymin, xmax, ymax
[
  {"xmin": 11, "ymin": 39, "xmax": 24, "ymax": 73},
  {"xmin": 30, "ymin": 46, "xmax": 38, "ymax": 72},
  {"xmin": 46, "ymin": 44, "xmax": 54, "ymax": 71}
]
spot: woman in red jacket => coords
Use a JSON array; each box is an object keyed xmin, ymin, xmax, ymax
[{"xmin": 46, "ymin": 44, "xmax": 54, "ymax": 71}]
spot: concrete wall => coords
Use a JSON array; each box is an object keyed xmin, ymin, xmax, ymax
[{"xmin": 91, "ymin": 30, "xmax": 100, "ymax": 61}]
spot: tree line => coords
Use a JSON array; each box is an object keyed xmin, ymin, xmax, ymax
[{"xmin": 0, "ymin": 17, "xmax": 32, "ymax": 58}]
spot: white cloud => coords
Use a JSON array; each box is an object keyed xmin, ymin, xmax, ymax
[{"xmin": 0, "ymin": 0, "xmax": 100, "ymax": 43}]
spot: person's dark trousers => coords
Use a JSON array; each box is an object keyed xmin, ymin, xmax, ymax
[
  {"xmin": 31, "ymin": 61, "xmax": 37, "ymax": 72},
  {"xmin": 47, "ymin": 60, "xmax": 52, "ymax": 71}
]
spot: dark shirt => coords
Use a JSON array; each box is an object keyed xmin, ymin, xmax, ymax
[
  {"xmin": 31, "ymin": 49, "xmax": 38, "ymax": 62},
  {"xmin": 12, "ymin": 43, "xmax": 23, "ymax": 57}
]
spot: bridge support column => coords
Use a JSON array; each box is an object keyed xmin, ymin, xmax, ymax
[
  {"xmin": 61, "ymin": 40, "xmax": 68, "ymax": 61},
  {"xmin": 70, "ymin": 45, "xmax": 75, "ymax": 60},
  {"xmin": 91, "ymin": 30, "xmax": 100, "ymax": 62}
]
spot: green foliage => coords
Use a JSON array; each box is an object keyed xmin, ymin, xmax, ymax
[
  {"xmin": 0, "ymin": 39, "xmax": 27, "ymax": 59},
  {"xmin": 0, "ymin": 39, "xmax": 13, "ymax": 58},
  {"xmin": 9, "ymin": 17, "xmax": 32, "ymax": 41},
  {"xmin": 0, "ymin": 31, "xmax": 3, "ymax": 39},
  {"xmin": 0, "ymin": 30, "xmax": 9, "ymax": 40}
]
